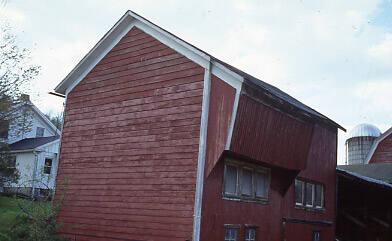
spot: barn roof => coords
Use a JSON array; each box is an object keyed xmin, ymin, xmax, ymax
[
  {"xmin": 9, "ymin": 136, "xmax": 60, "ymax": 151},
  {"xmin": 55, "ymin": 10, "xmax": 344, "ymax": 131},
  {"xmin": 337, "ymin": 164, "xmax": 392, "ymax": 190}
]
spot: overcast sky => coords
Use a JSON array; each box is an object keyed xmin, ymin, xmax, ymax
[{"xmin": 1, "ymin": 0, "xmax": 391, "ymax": 163}]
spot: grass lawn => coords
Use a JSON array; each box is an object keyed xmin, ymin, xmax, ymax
[
  {"xmin": 0, "ymin": 195, "xmax": 50, "ymax": 234},
  {"xmin": 0, "ymin": 195, "xmax": 22, "ymax": 233}
]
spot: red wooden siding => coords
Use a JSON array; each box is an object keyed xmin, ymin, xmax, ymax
[
  {"xmin": 205, "ymin": 75, "xmax": 236, "ymax": 177},
  {"xmin": 230, "ymin": 94, "xmax": 314, "ymax": 170},
  {"xmin": 55, "ymin": 27, "xmax": 204, "ymax": 241},
  {"xmin": 370, "ymin": 133, "xmax": 392, "ymax": 163},
  {"xmin": 200, "ymin": 124, "xmax": 337, "ymax": 241}
]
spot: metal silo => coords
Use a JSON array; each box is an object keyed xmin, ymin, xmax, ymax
[{"xmin": 345, "ymin": 124, "xmax": 381, "ymax": 165}]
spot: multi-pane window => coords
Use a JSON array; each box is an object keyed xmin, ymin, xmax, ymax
[
  {"xmin": 36, "ymin": 127, "xmax": 45, "ymax": 137},
  {"xmin": 224, "ymin": 227, "xmax": 238, "ymax": 241},
  {"xmin": 224, "ymin": 160, "xmax": 270, "ymax": 201},
  {"xmin": 245, "ymin": 228, "xmax": 256, "ymax": 241},
  {"xmin": 295, "ymin": 178, "xmax": 324, "ymax": 209},
  {"xmin": 44, "ymin": 158, "xmax": 52, "ymax": 174},
  {"xmin": 312, "ymin": 231, "xmax": 321, "ymax": 241}
]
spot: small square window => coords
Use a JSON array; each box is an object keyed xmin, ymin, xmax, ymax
[
  {"xmin": 241, "ymin": 169, "xmax": 253, "ymax": 196},
  {"xmin": 224, "ymin": 165, "xmax": 238, "ymax": 195},
  {"xmin": 36, "ymin": 127, "xmax": 45, "ymax": 137},
  {"xmin": 224, "ymin": 227, "xmax": 238, "ymax": 241},
  {"xmin": 44, "ymin": 159, "xmax": 52, "ymax": 174},
  {"xmin": 295, "ymin": 179, "xmax": 305, "ymax": 206},
  {"xmin": 305, "ymin": 182, "xmax": 315, "ymax": 207},
  {"xmin": 245, "ymin": 228, "xmax": 256, "ymax": 241},
  {"xmin": 312, "ymin": 231, "xmax": 321, "ymax": 241}
]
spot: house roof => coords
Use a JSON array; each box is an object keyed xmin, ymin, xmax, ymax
[
  {"xmin": 54, "ymin": 10, "xmax": 344, "ymax": 131},
  {"xmin": 9, "ymin": 136, "xmax": 60, "ymax": 151},
  {"xmin": 337, "ymin": 163, "xmax": 392, "ymax": 190}
]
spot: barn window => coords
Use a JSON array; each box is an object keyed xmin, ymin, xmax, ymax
[
  {"xmin": 305, "ymin": 182, "xmax": 315, "ymax": 207},
  {"xmin": 295, "ymin": 179, "xmax": 305, "ymax": 206},
  {"xmin": 223, "ymin": 159, "xmax": 270, "ymax": 202},
  {"xmin": 224, "ymin": 165, "xmax": 239, "ymax": 195},
  {"xmin": 44, "ymin": 158, "xmax": 52, "ymax": 174},
  {"xmin": 312, "ymin": 231, "xmax": 321, "ymax": 241},
  {"xmin": 36, "ymin": 127, "xmax": 45, "ymax": 137},
  {"xmin": 224, "ymin": 226, "xmax": 238, "ymax": 241},
  {"xmin": 295, "ymin": 178, "xmax": 324, "ymax": 209},
  {"xmin": 245, "ymin": 228, "xmax": 256, "ymax": 241}
]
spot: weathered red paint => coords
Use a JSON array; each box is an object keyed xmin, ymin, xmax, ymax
[
  {"xmin": 205, "ymin": 75, "xmax": 236, "ymax": 176},
  {"xmin": 201, "ymin": 124, "xmax": 337, "ymax": 241},
  {"xmin": 55, "ymin": 20, "xmax": 339, "ymax": 241},
  {"xmin": 230, "ymin": 94, "xmax": 314, "ymax": 170},
  {"xmin": 56, "ymin": 27, "xmax": 203, "ymax": 241},
  {"xmin": 369, "ymin": 132, "xmax": 392, "ymax": 163}
]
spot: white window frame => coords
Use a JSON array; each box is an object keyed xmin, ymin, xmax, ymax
[
  {"xmin": 223, "ymin": 159, "xmax": 270, "ymax": 202},
  {"xmin": 224, "ymin": 226, "xmax": 239, "ymax": 241},
  {"xmin": 245, "ymin": 227, "xmax": 256, "ymax": 241},
  {"xmin": 305, "ymin": 182, "xmax": 315, "ymax": 208},
  {"xmin": 314, "ymin": 184, "xmax": 324, "ymax": 209},
  {"xmin": 295, "ymin": 179, "xmax": 305, "ymax": 206}
]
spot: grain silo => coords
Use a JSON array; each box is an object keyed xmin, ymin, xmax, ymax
[{"xmin": 345, "ymin": 123, "xmax": 381, "ymax": 165}]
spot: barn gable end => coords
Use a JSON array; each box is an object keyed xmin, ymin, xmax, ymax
[{"xmin": 56, "ymin": 27, "xmax": 205, "ymax": 240}]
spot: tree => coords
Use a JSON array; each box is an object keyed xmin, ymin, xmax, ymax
[
  {"xmin": 0, "ymin": 25, "xmax": 40, "ymax": 187},
  {"xmin": 44, "ymin": 112, "xmax": 63, "ymax": 131}
]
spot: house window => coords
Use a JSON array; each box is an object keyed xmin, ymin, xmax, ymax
[
  {"xmin": 7, "ymin": 156, "xmax": 16, "ymax": 169},
  {"xmin": 312, "ymin": 231, "xmax": 321, "ymax": 241},
  {"xmin": 0, "ymin": 120, "xmax": 9, "ymax": 139},
  {"xmin": 36, "ymin": 127, "xmax": 45, "ymax": 137},
  {"xmin": 224, "ymin": 160, "xmax": 270, "ymax": 202},
  {"xmin": 224, "ymin": 227, "xmax": 238, "ymax": 241},
  {"xmin": 295, "ymin": 178, "xmax": 324, "ymax": 209},
  {"xmin": 245, "ymin": 228, "xmax": 256, "ymax": 241},
  {"xmin": 44, "ymin": 158, "xmax": 52, "ymax": 174}
]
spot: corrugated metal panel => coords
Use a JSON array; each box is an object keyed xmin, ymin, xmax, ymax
[{"xmin": 56, "ymin": 27, "xmax": 203, "ymax": 241}]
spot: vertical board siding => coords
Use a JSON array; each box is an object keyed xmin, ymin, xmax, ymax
[
  {"xmin": 205, "ymin": 75, "xmax": 236, "ymax": 177},
  {"xmin": 200, "ymin": 124, "xmax": 337, "ymax": 241},
  {"xmin": 230, "ymin": 95, "xmax": 314, "ymax": 170},
  {"xmin": 370, "ymin": 133, "xmax": 392, "ymax": 163},
  {"xmin": 55, "ymin": 27, "xmax": 204, "ymax": 241}
]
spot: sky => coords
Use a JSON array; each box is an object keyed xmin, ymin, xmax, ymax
[{"xmin": 0, "ymin": 0, "xmax": 391, "ymax": 164}]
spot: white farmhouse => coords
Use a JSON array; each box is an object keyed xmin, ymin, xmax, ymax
[{"xmin": 0, "ymin": 97, "xmax": 61, "ymax": 197}]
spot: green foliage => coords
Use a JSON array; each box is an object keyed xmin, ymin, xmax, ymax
[{"xmin": 0, "ymin": 195, "xmax": 68, "ymax": 241}]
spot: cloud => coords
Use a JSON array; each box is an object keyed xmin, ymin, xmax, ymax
[
  {"xmin": 0, "ymin": 6, "xmax": 25, "ymax": 25},
  {"xmin": 355, "ymin": 80, "xmax": 392, "ymax": 115},
  {"xmin": 368, "ymin": 33, "xmax": 392, "ymax": 67}
]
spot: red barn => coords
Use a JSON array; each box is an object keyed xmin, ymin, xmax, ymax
[
  {"xmin": 367, "ymin": 127, "xmax": 392, "ymax": 164},
  {"xmin": 53, "ymin": 11, "xmax": 344, "ymax": 241}
]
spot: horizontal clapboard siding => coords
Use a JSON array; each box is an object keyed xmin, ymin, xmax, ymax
[
  {"xmin": 370, "ymin": 133, "xmax": 392, "ymax": 163},
  {"xmin": 56, "ymin": 27, "xmax": 203, "ymax": 241}
]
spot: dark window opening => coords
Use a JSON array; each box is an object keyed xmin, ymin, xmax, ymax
[
  {"xmin": 36, "ymin": 127, "xmax": 45, "ymax": 137},
  {"xmin": 0, "ymin": 120, "xmax": 9, "ymax": 139},
  {"xmin": 44, "ymin": 158, "xmax": 52, "ymax": 174}
]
